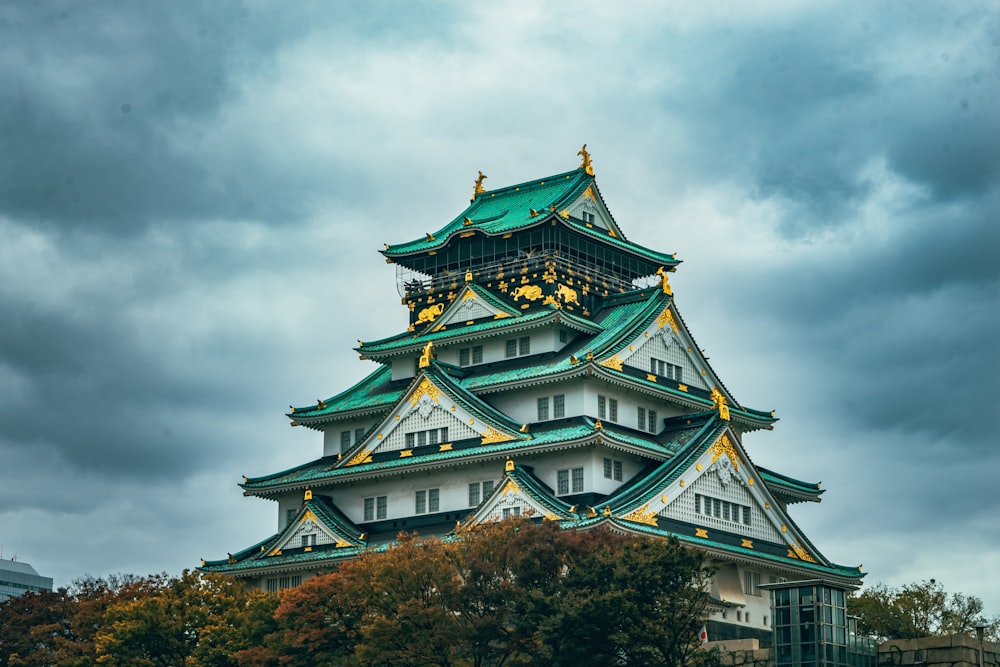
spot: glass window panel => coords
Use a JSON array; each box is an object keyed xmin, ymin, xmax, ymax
[
  {"xmin": 405, "ymin": 433, "xmax": 415, "ymax": 448},
  {"xmin": 598, "ymin": 395, "xmax": 606, "ymax": 419},
  {"xmin": 364, "ymin": 497, "xmax": 374, "ymax": 521},
  {"xmin": 505, "ymin": 339, "xmax": 517, "ymax": 358},
  {"xmin": 537, "ymin": 397, "xmax": 549, "ymax": 421},
  {"xmin": 415, "ymin": 490, "xmax": 426, "ymax": 514},
  {"xmin": 472, "ymin": 346, "xmax": 483, "ymax": 363},
  {"xmin": 469, "ymin": 483, "xmax": 480, "ymax": 506},
  {"xmin": 557, "ymin": 469, "xmax": 569, "ymax": 494},
  {"xmin": 355, "ymin": 428, "xmax": 365, "ymax": 442},
  {"xmin": 376, "ymin": 496, "xmax": 387, "ymax": 519},
  {"xmin": 417, "ymin": 431, "xmax": 427, "ymax": 447},
  {"xmin": 341, "ymin": 431, "xmax": 351, "ymax": 448},
  {"xmin": 553, "ymin": 394, "xmax": 565, "ymax": 418},
  {"xmin": 649, "ymin": 410, "xmax": 657, "ymax": 432},
  {"xmin": 637, "ymin": 406, "xmax": 646, "ymax": 428},
  {"xmin": 613, "ymin": 460, "xmax": 622, "ymax": 481},
  {"xmin": 519, "ymin": 336, "xmax": 530, "ymax": 355},
  {"xmin": 604, "ymin": 458, "xmax": 612, "ymax": 479},
  {"xmin": 572, "ymin": 467, "xmax": 584, "ymax": 493},
  {"xmin": 609, "ymin": 398, "xmax": 618, "ymax": 421},
  {"xmin": 482, "ymin": 479, "xmax": 494, "ymax": 495},
  {"xmin": 428, "ymin": 488, "xmax": 439, "ymax": 512}
]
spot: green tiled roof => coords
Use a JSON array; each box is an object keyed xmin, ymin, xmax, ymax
[
  {"xmin": 382, "ymin": 169, "xmax": 679, "ymax": 269},
  {"xmin": 358, "ymin": 307, "xmax": 601, "ymax": 356},
  {"xmin": 504, "ymin": 464, "xmax": 576, "ymax": 518},
  {"xmin": 758, "ymin": 466, "xmax": 824, "ymax": 501},
  {"xmin": 290, "ymin": 365, "xmax": 402, "ymax": 420}
]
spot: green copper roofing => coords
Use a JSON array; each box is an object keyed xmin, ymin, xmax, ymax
[
  {"xmin": 503, "ymin": 464, "xmax": 577, "ymax": 518},
  {"xmin": 358, "ymin": 306, "xmax": 602, "ymax": 356},
  {"xmin": 758, "ymin": 466, "xmax": 824, "ymax": 501},
  {"xmin": 290, "ymin": 365, "xmax": 403, "ymax": 420},
  {"xmin": 382, "ymin": 169, "xmax": 679, "ymax": 269}
]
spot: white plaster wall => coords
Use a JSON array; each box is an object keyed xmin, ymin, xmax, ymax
[
  {"xmin": 670, "ymin": 466, "xmax": 784, "ymax": 544},
  {"xmin": 322, "ymin": 420, "xmax": 377, "ymax": 457},
  {"xmin": 391, "ymin": 355, "xmax": 419, "ymax": 381},
  {"xmin": 487, "ymin": 382, "xmax": 584, "ymax": 424},
  {"xmin": 378, "ymin": 405, "xmax": 478, "ymax": 451},
  {"xmin": 579, "ymin": 382, "xmax": 686, "ymax": 431}
]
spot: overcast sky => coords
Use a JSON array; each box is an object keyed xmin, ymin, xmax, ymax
[{"xmin": 1, "ymin": 1, "xmax": 997, "ymax": 613}]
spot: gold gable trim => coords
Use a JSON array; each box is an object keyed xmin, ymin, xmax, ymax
[
  {"xmin": 623, "ymin": 503, "xmax": 659, "ymax": 527},
  {"xmin": 710, "ymin": 433, "xmax": 740, "ymax": 471}
]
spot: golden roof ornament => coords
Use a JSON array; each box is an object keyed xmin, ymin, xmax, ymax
[
  {"xmin": 656, "ymin": 266, "xmax": 673, "ymax": 295},
  {"xmin": 710, "ymin": 388, "xmax": 730, "ymax": 421},
  {"xmin": 578, "ymin": 144, "xmax": 594, "ymax": 176},
  {"xmin": 418, "ymin": 340, "xmax": 435, "ymax": 368},
  {"xmin": 472, "ymin": 170, "xmax": 487, "ymax": 201}
]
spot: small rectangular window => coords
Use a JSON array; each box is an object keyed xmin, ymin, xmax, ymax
[
  {"xmin": 459, "ymin": 348, "xmax": 471, "ymax": 366},
  {"xmin": 648, "ymin": 410, "xmax": 657, "ymax": 432},
  {"xmin": 723, "ymin": 502, "xmax": 731, "ymax": 521},
  {"xmin": 505, "ymin": 339, "xmax": 517, "ymax": 358},
  {"xmin": 604, "ymin": 458, "xmax": 613, "ymax": 479},
  {"xmin": 415, "ymin": 490, "xmax": 426, "ymax": 514},
  {"xmin": 355, "ymin": 428, "xmax": 365, "ymax": 443},
  {"xmin": 613, "ymin": 460, "xmax": 622, "ymax": 481},
  {"xmin": 557, "ymin": 469, "xmax": 569, "ymax": 495},
  {"xmin": 713, "ymin": 498, "xmax": 721, "ymax": 517},
  {"xmin": 472, "ymin": 345, "xmax": 483, "ymax": 364},
  {"xmin": 286, "ymin": 508, "xmax": 297, "ymax": 526},
  {"xmin": 469, "ymin": 482, "xmax": 480, "ymax": 507},
  {"xmin": 553, "ymin": 394, "xmax": 565, "ymax": 418},
  {"xmin": 609, "ymin": 398, "xmax": 618, "ymax": 422},
  {"xmin": 405, "ymin": 433, "xmax": 415, "ymax": 448},
  {"xmin": 417, "ymin": 431, "xmax": 427, "ymax": 447},
  {"xmin": 340, "ymin": 431, "xmax": 351, "ymax": 448},
  {"xmin": 364, "ymin": 497, "xmax": 375, "ymax": 521},
  {"xmin": 537, "ymin": 397, "xmax": 549, "ymax": 421},
  {"xmin": 428, "ymin": 429, "xmax": 440, "ymax": 445},
  {"xmin": 637, "ymin": 406, "xmax": 645, "ymax": 429},
  {"xmin": 482, "ymin": 479, "xmax": 494, "ymax": 495},
  {"xmin": 376, "ymin": 495, "xmax": 387, "ymax": 520},
  {"xmin": 571, "ymin": 467, "xmax": 584, "ymax": 493},
  {"xmin": 743, "ymin": 506, "xmax": 751, "ymax": 525},
  {"xmin": 428, "ymin": 488, "xmax": 439, "ymax": 512},
  {"xmin": 598, "ymin": 395, "xmax": 606, "ymax": 419},
  {"xmin": 440, "ymin": 427, "xmax": 449, "ymax": 443},
  {"xmin": 559, "ymin": 329, "xmax": 569, "ymax": 343},
  {"xmin": 519, "ymin": 336, "xmax": 530, "ymax": 355}
]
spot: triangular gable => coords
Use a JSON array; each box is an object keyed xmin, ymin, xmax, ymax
[
  {"xmin": 600, "ymin": 302, "xmax": 726, "ymax": 396},
  {"xmin": 339, "ymin": 369, "xmax": 525, "ymax": 467},
  {"xmin": 462, "ymin": 461, "xmax": 574, "ymax": 527},
  {"xmin": 263, "ymin": 493, "xmax": 365, "ymax": 557},
  {"xmin": 612, "ymin": 426, "xmax": 826, "ymax": 565},
  {"xmin": 565, "ymin": 182, "xmax": 621, "ymax": 235},
  {"xmin": 428, "ymin": 284, "xmax": 515, "ymax": 330}
]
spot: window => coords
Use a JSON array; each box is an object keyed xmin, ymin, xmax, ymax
[
  {"xmin": 553, "ymin": 394, "xmax": 565, "ymax": 418},
  {"xmin": 415, "ymin": 488, "xmax": 440, "ymax": 514},
  {"xmin": 695, "ymin": 493, "xmax": 750, "ymax": 526},
  {"xmin": 637, "ymin": 406, "xmax": 646, "ymax": 429},
  {"xmin": 651, "ymin": 358, "xmax": 682, "ymax": 381},
  {"xmin": 301, "ymin": 534, "xmax": 316, "ymax": 548},
  {"xmin": 364, "ymin": 495, "xmax": 387, "ymax": 521},
  {"xmin": 459, "ymin": 345, "xmax": 483, "ymax": 367},
  {"xmin": 608, "ymin": 398, "xmax": 618, "ymax": 422},
  {"xmin": 604, "ymin": 458, "xmax": 613, "ymax": 478},
  {"xmin": 571, "ymin": 467, "xmax": 584, "ymax": 493},
  {"xmin": 557, "ymin": 469, "xmax": 569, "ymax": 495},
  {"xmin": 519, "ymin": 336, "xmax": 530, "ymax": 355},
  {"xmin": 648, "ymin": 410, "xmax": 657, "ymax": 433},
  {"xmin": 737, "ymin": 610, "xmax": 742, "ymax": 621},
  {"xmin": 559, "ymin": 329, "xmax": 570, "ymax": 343},
  {"xmin": 286, "ymin": 508, "xmax": 297, "ymax": 526},
  {"xmin": 502, "ymin": 506, "xmax": 521, "ymax": 518},
  {"xmin": 340, "ymin": 430, "xmax": 351, "ymax": 449},
  {"xmin": 604, "ymin": 458, "xmax": 623, "ymax": 481},
  {"xmin": 266, "ymin": 575, "xmax": 302, "ymax": 593},
  {"xmin": 614, "ymin": 460, "xmax": 622, "ymax": 481},
  {"xmin": 405, "ymin": 427, "xmax": 448, "ymax": 449},
  {"xmin": 582, "ymin": 211, "xmax": 596, "ymax": 224},
  {"xmin": 354, "ymin": 427, "xmax": 365, "ymax": 442},
  {"xmin": 598, "ymin": 395, "xmax": 606, "ymax": 419},
  {"xmin": 537, "ymin": 397, "xmax": 549, "ymax": 421},
  {"xmin": 505, "ymin": 339, "xmax": 517, "ymax": 358},
  {"xmin": 744, "ymin": 571, "xmax": 762, "ymax": 597},
  {"xmin": 469, "ymin": 482, "xmax": 480, "ymax": 506}
]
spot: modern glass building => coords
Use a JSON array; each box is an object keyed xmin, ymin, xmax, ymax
[{"xmin": 0, "ymin": 558, "xmax": 53, "ymax": 602}]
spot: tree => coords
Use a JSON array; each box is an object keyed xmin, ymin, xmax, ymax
[{"xmin": 850, "ymin": 579, "xmax": 1000, "ymax": 641}]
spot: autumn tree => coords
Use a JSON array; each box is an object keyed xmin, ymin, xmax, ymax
[{"xmin": 850, "ymin": 579, "xmax": 999, "ymax": 641}]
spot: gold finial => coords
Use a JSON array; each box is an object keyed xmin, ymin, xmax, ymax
[
  {"xmin": 200, "ymin": 558, "xmax": 206, "ymax": 566},
  {"xmin": 585, "ymin": 350, "xmax": 594, "ymax": 361},
  {"xmin": 529, "ymin": 208, "xmax": 540, "ymax": 217},
  {"xmin": 463, "ymin": 217, "xmax": 473, "ymax": 226},
  {"xmin": 578, "ymin": 144, "xmax": 594, "ymax": 176},
  {"xmin": 289, "ymin": 405, "xmax": 295, "ymax": 413},
  {"xmin": 304, "ymin": 489, "xmax": 313, "ymax": 500},
  {"xmin": 594, "ymin": 419, "xmax": 603, "ymax": 430},
  {"xmin": 472, "ymin": 170, "xmax": 487, "ymax": 200},
  {"xmin": 290, "ymin": 420, "xmax": 298, "ymax": 427},
  {"xmin": 465, "ymin": 268, "xmax": 473, "ymax": 282},
  {"xmin": 520, "ymin": 423, "xmax": 529, "ymax": 433},
  {"xmin": 568, "ymin": 505, "xmax": 577, "ymax": 513},
  {"xmin": 418, "ymin": 340, "xmax": 435, "ymax": 368},
  {"xmin": 425, "ymin": 232, "xmax": 435, "ymax": 242},
  {"xmin": 505, "ymin": 458, "xmax": 515, "ymax": 472},
  {"xmin": 317, "ymin": 399, "xmax": 327, "ymax": 410},
  {"xmin": 569, "ymin": 355, "xmax": 579, "ymax": 364},
  {"xmin": 710, "ymin": 388, "xmax": 730, "ymax": 421},
  {"xmin": 656, "ymin": 266, "xmax": 673, "ymax": 295},
  {"xmin": 242, "ymin": 475, "xmax": 248, "ymax": 483},
  {"xmin": 602, "ymin": 506, "xmax": 611, "ymax": 517},
  {"xmin": 384, "ymin": 243, "xmax": 390, "ymax": 250}
]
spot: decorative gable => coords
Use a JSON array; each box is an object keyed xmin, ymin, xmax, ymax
[
  {"xmin": 464, "ymin": 467, "xmax": 563, "ymax": 526},
  {"xmin": 613, "ymin": 305, "xmax": 710, "ymax": 391},
  {"xmin": 266, "ymin": 498, "xmax": 363, "ymax": 557},
  {"xmin": 567, "ymin": 183, "xmax": 618, "ymax": 234},
  {"xmin": 341, "ymin": 374, "xmax": 522, "ymax": 467},
  {"xmin": 431, "ymin": 285, "xmax": 514, "ymax": 329}
]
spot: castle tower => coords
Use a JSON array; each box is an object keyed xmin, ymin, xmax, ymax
[{"xmin": 202, "ymin": 150, "xmax": 862, "ymax": 642}]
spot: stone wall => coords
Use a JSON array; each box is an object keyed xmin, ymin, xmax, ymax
[
  {"xmin": 703, "ymin": 634, "xmax": 998, "ymax": 667},
  {"xmin": 880, "ymin": 634, "xmax": 998, "ymax": 667}
]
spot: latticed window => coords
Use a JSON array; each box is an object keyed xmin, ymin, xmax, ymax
[
  {"xmin": 472, "ymin": 345, "xmax": 483, "ymax": 363},
  {"xmin": 428, "ymin": 488, "xmax": 439, "ymax": 512},
  {"xmin": 354, "ymin": 427, "xmax": 365, "ymax": 442},
  {"xmin": 519, "ymin": 336, "xmax": 530, "ymax": 355},
  {"xmin": 744, "ymin": 570, "xmax": 762, "ymax": 597},
  {"xmin": 460, "ymin": 348, "xmax": 471, "ymax": 366},
  {"xmin": 553, "ymin": 394, "xmax": 565, "ymax": 418},
  {"xmin": 598, "ymin": 395, "xmax": 606, "ymax": 419},
  {"xmin": 557, "ymin": 469, "xmax": 569, "ymax": 494},
  {"xmin": 364, "ymin": 496, "xmax": 387, "ymax": 521},
  {"xmin": 537, "ymin": 397, "xmax": 549, "ymax": 421},
  {"xmin": 469, "ymin": 482, "xmax": 480, "ymax": 507},
  {"xmin": 505, "ymin": 339, "xmax": 517, "ymax": 358},
  {"xmin": 341, "ymin": 430, "xmax": 351, "ymax": 449},
  {"xmin": 608, "ymin": 398, "xmax": 618, "ymax": 422},
  {"xmin": 648, "ymin": 410, "xmax": 658, "ymax": 433},
  {"xmin": 572, "ymin": 467, "xmax": 584, "ymax": 493},
  {"xmin": 614, "ymin": 460, "xmax": 622, "ymax": 481},
  {"xmin": 638, "ymin": 406, "xmax": 646, "ymax": 429},
  {"xmin": 604, "ymin": 457, "xmax": 613, "ymax": 478}
]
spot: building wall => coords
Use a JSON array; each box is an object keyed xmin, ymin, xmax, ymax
[{"xmin": 0, "ymin": 559, "xmax": 53, "ymax": 602}]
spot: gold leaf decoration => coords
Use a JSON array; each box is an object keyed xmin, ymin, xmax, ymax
[
  {"xmin": 710, "ymin": 433, "xmax": 740, "ymax": 470},
  {"xmin": 481, "ymin": 427, "xmax": 514, "ymax": 445},
  {"xmin": 624, "ymin": 503, "xmax": 659, "ymax": 526},
  {"xmin": 600, "ymin": 354, "xmax": 624, "ymax": 371}
]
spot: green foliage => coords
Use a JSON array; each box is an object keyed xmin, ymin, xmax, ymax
[{"xmin": 849, "ymin": 579, "xmax": 999, "ymax": 642}]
